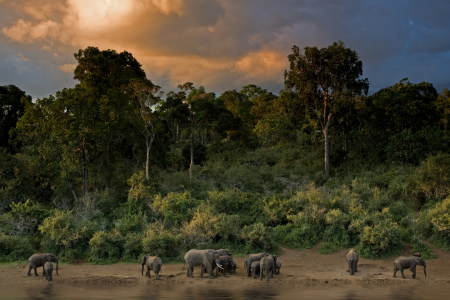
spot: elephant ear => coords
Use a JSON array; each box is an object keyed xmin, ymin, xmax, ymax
[
  {"xmin": 141, "ymin": 255, "xmax": 147, "ymax": 265},
  {"xmin": 44, "ymin": 254, "xmax": 51, "ymax": 262}
]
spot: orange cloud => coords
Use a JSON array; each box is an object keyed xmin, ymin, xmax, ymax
[
  {"xmin": 16, "ymin": 53, "xmax": 29, "ymax": 61},
  {"xmin": 58, "ymin": 63, "xmax": 76, "ymax": 73},
  {"xmin": 234, "ymin": 50, "xmax": 287, "ymax": 83}
]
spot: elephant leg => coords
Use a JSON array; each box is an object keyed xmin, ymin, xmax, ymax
[
  {"xmin": 411, "ymin": 264, "xmax": 417, "ymax": 278},
  {"xmin": 147, "ymin": 266, "xmax": 151, "ymax": 278},
  {"xmin": 189, "ymin": 266, "xmax": 194, "ymax": 278},
  {"xmin": 42, "ymin": 266, "xmax": 46, "ymax": 277},
  {"xmin": 393, "ymin": 264, "xmax": 398, "ymax": 278},
  {"xmin": 200, "ymin": 265, "xmax": 204, "ymax": 278},
  {"xmin": 205, "ymin": 262, "xmax": 214, "ymax": 279},
  {"xmin": 247, "ymin": 262, "xmax": 251, "ymax": 277},
  {"xmin": 348, "ymin": 261, "xmax": 354, "ymax": 275},
  {"xmin": 27, "ymin": 265, "xmax": 32, "ymax": 276},
  {"xmin": 34, "ymin": 267, "xmax": 39, "ymax": 276},
  {"xmin": 354, "ymin": 261, "xmax": 358, "ymax": 272},
  {"xmin": 400, "ymin": 268, "xmax": 406, "ymax": 279}
]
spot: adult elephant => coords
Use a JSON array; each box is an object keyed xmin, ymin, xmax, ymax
[
  {"xmin": 346, "ymin": 248, "xmax": 358, "ymax": 275},
  {"xmin": 244, "ymin": 252, "xmax": 270, "ymax": 277},
  {"xmin": 393, "ymin": 256, "xmax": 426, "ymax": 279},
  {"xmin": 23, "ymin": 253, "xmax": 59, "ymax": 277},
  {"xmin": 217, "ymin": 249, "xmax": 232, "ymax": 257},
  {"xmin": 184, "ymin": 249, "xmax": 223, "ymax": 279},
  {"xmin": 260, "ymin": 254, "xmax": 276, "ymax": 281},
  {"xmin": 141, "ymin": 254, "xmax": 163, "ymax": 280},
  {"xmin": 217, "ymin": 255, "xmax": 233, "ymax": 275}
]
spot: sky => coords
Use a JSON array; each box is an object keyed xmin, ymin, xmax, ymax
[{"xmin": 1, "ymin": 0, "xmax": 450, "ymax": 100}]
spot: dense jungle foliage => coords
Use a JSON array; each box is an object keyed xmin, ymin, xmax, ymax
[{"xmin": 1, "ymin": 43, "xmax": 450, "ymax": 264}]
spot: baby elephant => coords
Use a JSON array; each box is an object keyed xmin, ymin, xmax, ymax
[
  {"xmin": 275, "ymin": 261, "xmax": 281, "ymax": 275},
  {"xmin": 251, "ymin": 261, "xmax": 261, "ymax": 279},
  {"xmin": 346, "ymin": 248, "xmax": 359, "ymax": 275},
  {"xmin": 141, "ymin": 254, "xmax": 163, "ymax": 280},
  {"xmin": 44, "ymin": 262, "xmax": 53, "ymax": 281},
  {"xmin": 230, "ymin": 261, "xmax": 236, "ymax": 273},
  {"xmin": 393, "ymin": 256, "xmax": 426, "ymax": 279}
]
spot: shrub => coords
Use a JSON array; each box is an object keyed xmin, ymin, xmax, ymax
[
  {"xmin": 114, "ymin": 211, "xmax": 147, "ymax": 235},
  {"xmin": 122, "ymin": 232, "xmax": 144, "ymax": 262},
  {"xmin": 351, "ymin": 208, "xmax": 403, "ymax": 259},
  {"xmin": 142, "ymin": 224, "xmax": 183, "ymax": 260},
  {"xmin": 152, "ymin": 192, "xmax": 200, "ymax": 227},
  {"xmin": 0, "ymin": 234, "xmax": 36, "ymax": 262},
  {"xmin": 240, "ymin": 222, "xmax": 277, "ymax": 252},
  {"xmin": 427, "ymin": 197, "xmax": 450, "ymax": 248},
  {"xmin": 88, "ymin": 230, "xmax": 124, "ymax": 264},
  {"xmin": 413, "ymin": 152, "xmax": 450, "ymax": 201}
]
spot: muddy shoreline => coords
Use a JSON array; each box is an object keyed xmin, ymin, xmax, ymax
[{"xmin": 1, "ymin": 245, "xmax": 449, "ymax": 292}]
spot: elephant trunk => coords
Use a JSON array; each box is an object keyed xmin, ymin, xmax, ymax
[
  {"xmin": 55, "ymin": 259, "xmax": 59, "ymax": 276},
  {"xmin": 423, "ymin": 265, "xmax": 426, "ymax": 277}
]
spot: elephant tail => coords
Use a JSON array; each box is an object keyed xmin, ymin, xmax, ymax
[{"xmin": 22, "ymin": 260, "xmax": 29, "ymax": 268}]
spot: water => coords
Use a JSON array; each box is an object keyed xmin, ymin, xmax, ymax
[{"xmin": 0, "ymin": 284, "xmax": 447, "ymax": 300}]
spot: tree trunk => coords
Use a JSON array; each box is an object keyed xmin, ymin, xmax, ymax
[
  {"xmin": 82, "ymin": 162, "xmax": 89, "ymax": 198},
  {"xmin": 190, "ymin": 127, "xmax": 194, "ymax": 182},
  {"xmin": 323, "ymin": 113, "xmax": 332, "ymax": 177}
]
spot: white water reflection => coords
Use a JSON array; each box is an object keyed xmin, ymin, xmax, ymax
[{"xmin": 0, "ymin": 284, "xmax": 447, "ymax": 300}]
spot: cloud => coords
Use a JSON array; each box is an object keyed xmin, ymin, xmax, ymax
[
  {"xmin": 16, "ymin": 53, "xmax": 29, "ymax": 61},
  {"xmin": 234, "ymin": 49, "xmax": 287, "ymax": 83},
  {"xmin": 58, "ymin": 63, "xmax": 76, "ymax": 73}
]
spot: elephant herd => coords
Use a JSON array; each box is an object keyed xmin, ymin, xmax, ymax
[
  {"xmin": 346, "ymin": 248, "xmax": 427, "ymax": 279},
  {"xmin": 22, "ymin": 248, "xmax": 426, "ymax": 282}
]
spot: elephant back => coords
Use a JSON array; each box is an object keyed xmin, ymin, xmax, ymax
[{"xmin": 346, "ymin": 249, "xmax": 358, "ymax": 261}]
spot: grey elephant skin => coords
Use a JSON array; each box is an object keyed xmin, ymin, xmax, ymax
[
  {"xmin": 44, "ymin": 262, "xmax": 53, "ymax": 281},
  {"xmin": 24, "ymin": 253, "xmax": 59, "ymax": 276},
  {"xmin": 230, "ymin": 260, "xmax": 236, "ymax": 273},
  {"xmin": 184, "ymin": 249, "xmax": 223, "ymax": 279},
  {"xmin": 260, "ymin": 254, "xmax": 276, "ymax": 281},
  {"xmin": 346, "ymin": 248, "xmax": 358, "ymax": 275},
  {"xmin": 393, "ymin": 256, "xmax": 426, "ymax": 279},
  {"xmin": 275, "ymin": 261, "xmax": 281, "ymax": 275},
  {"xmin": 217, "ymin": 249, "xmax": 232, "ymax": 257},
  {"xmin": 244, "ymin": 252, "xmax": 269, "ymax": 277},
  {"xmin": 217, "ymin": 255, "xmax": 233, "ymax": 275},
  {"xmin": 141, "ymin": 254, "xmax": 162, "ymax": 280},
  {"xmin": 251, "ymin": 261, "xmax": 260, "ymax": 279}
]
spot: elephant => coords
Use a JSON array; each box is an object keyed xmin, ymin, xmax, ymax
[
  {"xmin": 184, "ymin": 249, "xmax": 223, "ymax": 279},
  {"xmin": 411, "ymin": 252, "xmax": 421, "ymax": 257},
  {"xmin": 217, "ymin": 249, "xmax": 232, "ymax": 257},
  {"xmin": 44, "ymin": 262, "xmax": 53, "ymax": 281},
  {"xmin": 393, "ymin": 256, "xmax": 426, "ymax": 279},
  {"xmin": 275, "ymin": 261, "xmax": 281, "ymax": 275},
  {"xmin": 141, "ymin": 254, "xmax": 162, "ymax": 280},
  {"xmin": 260, "ymin": 254, "xmax": 276, "ymax": 281},
  {"xmin": 251, "ymin": 261, "xmax": 260, "ymax": 279},
  {"xmin": 216, "ymin": 255, "xmax": 233, "ymax": 275},
  {"xmin": 230, "ymin": 260, "xmax": 236, "ymax": 273},
  {"xmin": 23, "ymin": 253, "xmax": 59, "ymax": 277},
  {"xmin": 244, "ymin": 252, "xmax": 270, "ymax": 277},
  {"xmin": 346, "ymin": 248, "xmax": 358, "ymax": 275}
]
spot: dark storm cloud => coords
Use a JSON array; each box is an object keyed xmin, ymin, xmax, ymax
[{"xmin": 0, "ymin": 0, "xmax": 449, "ymax": 98}]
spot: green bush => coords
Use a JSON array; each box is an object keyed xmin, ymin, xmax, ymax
[
  {"xmin": 122, "ymin": 232, "xmax": 144, "ymax": 262},
  {"xmin": 88, "ymin": 230, "xmax": 123, "ymax": 264},
  {"xmin": 351, "ymin": 208, "xmax": 403, "ymax": 258},
  {"xmin": 0, "ymin": 234, "xmax": 36, "ymax": 262},
  {"xmin": 152, "ymin": 192, "xmax": 200, "ymax": 227},
  {"xmin": 414, "ymin": 153, "xmax": 450, "ymax": 201},
  {"xmin": 240, "ymin": 222, "xmax": 277, "ymax": 252},
  {"xmin": 114, "ymin": 211, "xmax": 147, "ymax": 235},
  {"xmin": 427, "ymin": 197, "xmax": 450, "ymax": 248},
  {"xmin": 142, "ymin": 224, "xmax": 183, "ymax": 260}
]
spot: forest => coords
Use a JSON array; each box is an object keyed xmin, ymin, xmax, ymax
[{"xmin": 1, "ymin": 41, "xmax": 450, "ymax": 264}]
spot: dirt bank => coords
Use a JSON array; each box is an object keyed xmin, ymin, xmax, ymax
[{"xmin": 1, "ymin": 244, "xmax": 449, "ymax": 291}]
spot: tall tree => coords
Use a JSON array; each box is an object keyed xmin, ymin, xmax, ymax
[
  {"xmin": 0, "ymin": 85, "xmax": 31, "ymax": 152},
  {"xmin": 284, "ymin": 41, "xmax": 369, "ymax": 176},
  {"xmin": 436, "ymin": 88, "xmax": 450, "ymax": 131},
  {"xmin": 128, "ymin": 78, "xmax": 162, "ymax": 181},
  {"xmin": 158, "ymin": 94, "xmax": 189, "ymax": 152}
]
